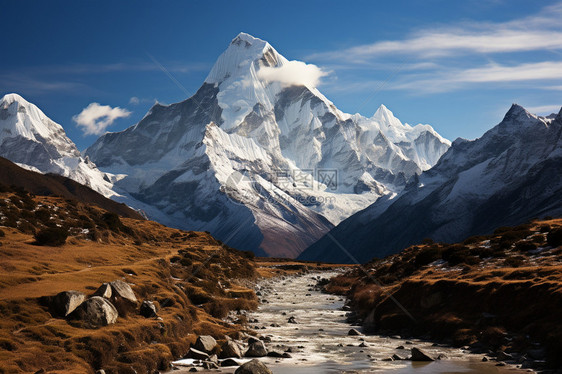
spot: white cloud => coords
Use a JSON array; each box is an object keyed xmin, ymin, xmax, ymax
[
  {"xmin": 257, "ymin": 60, "xmax": 329, "ymax": 87},
  {"xmin": 310, "ymin": 3, "xmax": 562, "ymax": 62},
  {"xmin": 526, "ymin": 105, "xmax": 561, "ymax": 115},
  {"xmin": 389, "ymin": 61, "xmax": 562, "ymax": 93},
  {"xmin": 73, "ymin": 103, "xmax": 131, "ymax": 136},
  {"xmin": 129, "ymin": 96, "xmax": 140, "ymax": 105}
]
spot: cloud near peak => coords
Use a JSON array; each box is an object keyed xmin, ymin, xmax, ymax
[
  {"xmin": 73, "ymin": 103, "xmax": 131, "ymax": 136},
  {"xmin": 258, "ymin": 60, "xmax": 329, "ymax": 88}
]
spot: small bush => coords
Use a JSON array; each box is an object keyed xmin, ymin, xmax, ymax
[
  {"xmin": 414, "ymin": 246, "xmax": 442, "ymax": 266},
  {"xmin": 514, "ymin": 241, "xmax": 537, "ymax": 252},
  {"xmin": 102, "ymin": 212, "xmax": 123, "ymax": 232},
  {"xmin": 34, "ymin": 227, "xmax": 68, "ymax": 246},
  {"xmin": 547, "ymin": 228, "xmax": 562, "ymax": 248}
]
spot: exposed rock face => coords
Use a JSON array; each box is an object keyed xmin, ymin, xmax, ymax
[
  {"xmin": 73, "ymin": 296, "xmax": 118, "ymax": 327},
  {"xmin": 234, "ymin": 359, "xmax": 272, "ymax": 374},
  {"xmin": 220, "ymin": 340, "xmax": 242, "ymax": 359},
  {"xmin": 194, "ymin": 335, "xmax": 218, "ymax": 354},
  {"xmin": 51, "ymin": 290, "xmax": 85, "ymax": 317},
  {"xmin": 245, "ymin": 341, "xmax": 268, "ymax": 357}
]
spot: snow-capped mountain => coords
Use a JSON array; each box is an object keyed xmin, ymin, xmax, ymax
[
  {"xmin": 0, "ymin": 93, "xmax": 117, "ymax": 198},
  {"xmin": 85, "ymin": 33, "xmax": 449, "ymax": 257},
  {"xmin": 299, "ymin": 104, "xmax": 562, "ymax": 263}
]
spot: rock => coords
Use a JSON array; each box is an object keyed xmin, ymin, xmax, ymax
[
  {"xmin": 221, "ymin": 358, "xmax": 240, "ymax": 367},
  {"xmin": 73, "ymin": 296, "xmax": 118, "ymax": 326},
  {"xmin": 396, "ymin": 345, "xmax": 405, "ymax": 349},
  {"xmin": 220, "ymin": 340, "xmax": 242, "ymax": 359},
  {"xmin": 109, "ymin": 280, "xmax": 137, "ymax": 303},
  {"xmin": 287, "ymin": 316, "xmax": 297, "ymax": 324},
  {"xmin": 188, "ymin": 368, "xmax": 198, "ymax": 372},
  {"xmin": 93, "ymin": 283, "xmax": 112, "ymax": 298},
  {"xmin": 267, "ymin": 351, "xmax": 284, "ymax": 358},
  {"xmin": 482, "ymin": 357, "xmax": 488, "ymax": 362},
  {"xmin": 248, "ymin": 337, "xmax": 260, "ymax": 344},
  {"xmin": 194, "ymin": 335, "xmax": 217, "ymax": 354},
  {"xmin": 208, "ymin": 354, "xmax": 218, "ymax": 364},
  {"xmin": 52, "ymin": 290, "xmax": 86, "ymax": 317},
  {"xmin": 282, "ymin": 352, "xmax": 292, "ymax": 358},
  {"xmin": 348, "ymin": 328, "xmax": 362, "ymax": 336},
  {"xmin": 235, "ymin": 359, "xmax": 273, "ymax": 374},
  {"xmin": 245, "ymin": 341, "xmax": 268, "ymax": 357},
  {"xmin": 95, "ymin": 371, "xmax": 106, "ymax": 374},
  {"xmin": 392, "ymin": 354, "xmax": 403, "ymax": 360},
  {"xmin": 139, "ymin": 300, "xmax": 158, "ymax": 318},
  {"xmin": 185, "ymin": 347, "xmax": 209, "ymax": 360},
  {"xmin": 411, "ymin": 347, "xmax": 434, "ymax": 361},
  {"xmin": 359, "ymin": 342, "xmax": 368, "ymax": 347}
]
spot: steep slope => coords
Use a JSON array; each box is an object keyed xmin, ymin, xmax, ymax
[
  {"xmin": 0, "ymin": 157, "xmax": 142, "ymax": 219},
  {"xmin": 0, "ymin": 93, "xmax": 117, "ymax": 198},
  {"xmin": 85, "ymin": 33, "xmax": 449, "ymax": 258},
  {"xmin": 300, "ymin": 104, "xmax": 562, "ymax": 263}
]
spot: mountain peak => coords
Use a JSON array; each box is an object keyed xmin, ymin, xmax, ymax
[
  {"xmin": 230, "ymin": 32, "xmax": 267, "ymax": 48},
  {"xmin": 1, "ymin": 93, "xmax": 29, "ymax": 107},
  {"xmin": 372, "ymin": 104, "xmax": 403, "ymax": 128},
  {"xmin": 503, "ymin": 103, "xmax": 533, "ymax": 122},
  {"xmin": 205, "ymin": 32, "xmax": 280, "ymax": 84}
]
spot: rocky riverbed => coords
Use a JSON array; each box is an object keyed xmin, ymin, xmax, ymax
[{"xmin": 171, "ymin": 271, "xmax": 530, "ymax": 373}]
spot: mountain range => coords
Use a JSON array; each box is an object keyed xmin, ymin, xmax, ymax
[
  {"xmin": 3, "ymin": 32, "xmax": 559, "ymax": 262},
  {"xmin": 0, "ymin": 33, "xmax": 449, "ymax": 258},
  {"xmin": 299, "ymin": 104, "xmax": 562, "ymax": 263}
]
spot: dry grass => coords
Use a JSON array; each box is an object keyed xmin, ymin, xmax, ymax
[
  {"xmin": 0, "ymin": 193, "xmax": 259, "ymax": 373},
  {"xmin": 330, "ymin": 218, "xmax": 562, "ymax": 369}
]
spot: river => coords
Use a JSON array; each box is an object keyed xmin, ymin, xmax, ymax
[{"xmin": 173, "ymin": 271, "xmax": 529, "ymax": 373}]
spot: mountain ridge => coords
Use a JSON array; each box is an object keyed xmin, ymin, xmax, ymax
[{"xmin": 299, "ymin": 103, "xmax": 562, "ymax": 263}]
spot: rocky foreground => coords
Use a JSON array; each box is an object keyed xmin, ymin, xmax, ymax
[{"xmin": 328, "ymin": 219, "xmax": 562, "ymax": 373}]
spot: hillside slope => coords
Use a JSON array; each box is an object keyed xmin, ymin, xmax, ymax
[
  {"xmin": 0, "ymin": 157, "xmax": 142, "ymax": 219},
  {"xmin": 0, "ymin": 187, "xmax": 258, "ymax": 373},
  {"xmin": 328, "ymin": 219, "xmax": 562, "ymax": 370}
]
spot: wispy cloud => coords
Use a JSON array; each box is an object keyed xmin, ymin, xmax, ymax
[
  {"xmin": 73, "ymin": 103, "xmax": 131, "ymax": 136},
  {"xmin": 310, "ymin": 3, "xmax": 562, "ymax": 62},
  {"xmin": 526, "ymin": 104, "xmax": 561, "ymax": 115},
  {"xmin": 312, "ymin": 2, "xmax": 562, "ymax": 96}
]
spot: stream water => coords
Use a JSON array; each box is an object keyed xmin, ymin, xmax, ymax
[{"xmin": 174, "ymin": 271, "xmax": 529, "ymax": 373}]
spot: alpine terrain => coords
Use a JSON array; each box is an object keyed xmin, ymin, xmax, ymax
[
  {"xmin": 299, "ymin": 104, "xmax": 562, "ymax": 263},
  {"xmin": 83, "ymin": 33, "xmax": 450, "ymax": 257},
  {"xmin": 0, "ymin": 93, "xmax": 118, "ymax": 198}
]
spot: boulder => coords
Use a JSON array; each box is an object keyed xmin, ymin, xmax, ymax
[
  {"xmin": 348, "ymin": 328, "xmax": 362, "ymax": 336},
  {"xmin": 109, "ymin": 280, "xmax": 137, "ymax": 303},
  {"xmin": 411, "ymin": 347, "xmax": 434, "ymax": 361},
  {"xmin": 185, "ymin": 348, "xmax": 209, "ymax": 360},
  {"xmin": 139, "ymin": 300, "xmax": 157, "ymax": 318},
  {"xmin": 234, "ymin": 359, "xmax": 273, "ymax": 374},
  {"xmin": 220, "ymin": 340, "xmax": 242, "ymax": 359},
  {"xmin": 245, "ymin": 341, "xmax": 267, "ymax": 357},
  {"xmin": 194, "ymin": 335, "xmax": 217, "ymax": 354},
  {"xmin": 221, "ymin": 358, "xmax": 240, "ymax": 367},
  {"xmin": 52, "ymin": 290, "xmax": 86, "ymax": 317},
  {"xmin": 73, "ymin": 296, "xmax": 118, "ymax": 326},
  {"xmin": 93, "ymin": 283, "xmax": 112, "ymax": 298}
]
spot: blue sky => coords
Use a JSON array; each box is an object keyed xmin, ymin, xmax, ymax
[{"xmin": 1, "ymin": 0, "xmax": 561, "ymax": 150}]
